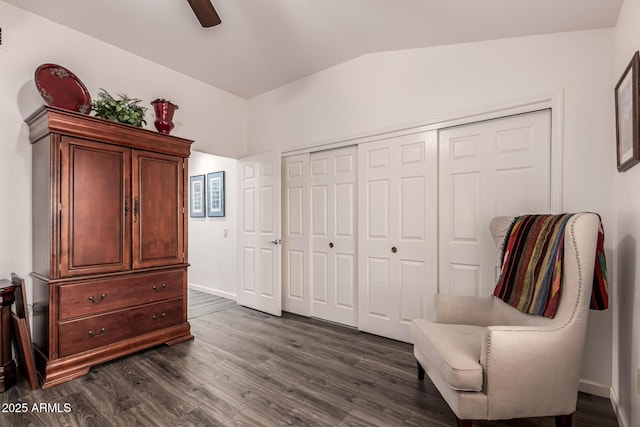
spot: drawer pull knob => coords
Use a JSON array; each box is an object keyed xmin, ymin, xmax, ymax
[
  {"xmin": 152, "ymin": 283, "xmax": 167, "ymax": 292},
  {"xmin": 88, "ymin": 327, "xmax": 106, "ymax": 338},
  {"xmin": 88, "ymin": 294, "xmax": 107, "ymax": 303},
  {"xmin": 152, "ymin": 312, "xmax": 166, "ymax": 322}
]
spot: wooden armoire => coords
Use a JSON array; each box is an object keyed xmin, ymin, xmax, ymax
[{"xmin": 26, "ymin": 106, "xmax": 193, "ymax": 388}]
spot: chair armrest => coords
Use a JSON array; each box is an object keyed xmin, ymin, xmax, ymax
[
  {"xmin": 481, "ymin": 326, "xmax": 583, "ymax": 419},
  {"xmin": 434, "ymin": 294, "xmax": 494, "ymax": 326}
]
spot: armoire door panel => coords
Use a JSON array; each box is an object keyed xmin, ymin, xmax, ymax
[
  {"xmin": 132, "ymin": 151, "xmax": 184, "ymax": 269},
  {"xmin": 60, "ymin": 138, "xmax": 131, "ymax": 277}
]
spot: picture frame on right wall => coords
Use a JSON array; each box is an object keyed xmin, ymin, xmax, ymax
[
  {"xmin": 615, "ymin": 51, "xmax": 640, "ymax": 172},
  {"xmin": 207, "ymin": 171, "xmax": 225, "ymax": 217}
]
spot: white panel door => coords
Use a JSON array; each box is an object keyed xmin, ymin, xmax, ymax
[
  {"xmin": 310, "ymin": 146, "xmax": 358, "ymax": 327},
  {"xmin": 358, "ymin": 131, "xmax": 438, "ymax": 342},
  {"xmin": 282, "ymin": 154, "xmax": 310, "ymax": 316},
  {"xmin": 237, "ymin": 151, "xmax": 282, "ymax": 316},
  {"xmin": 439, "ymin": 110, "xmax": 551, "ymax": 297}
]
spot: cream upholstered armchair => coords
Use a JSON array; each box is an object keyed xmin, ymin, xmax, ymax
[{"xmin": 411, "ymin": 213, "xmax": 600, "ymax": 427}]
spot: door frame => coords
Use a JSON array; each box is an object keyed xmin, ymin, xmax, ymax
[
  {"xmin": 282, "ymin": 90, "xmax": 563, "ymax": 212},
  {"xmin": 236, "ymin": 91, "xmax": 563, "ymax": 321}
]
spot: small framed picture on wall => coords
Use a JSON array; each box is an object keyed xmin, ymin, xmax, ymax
[
  {"xmin": 615, "ymin": 51, "xmax": 640, "ymax": 172},
  {"xmin": 207, "ymin": 171, "xmax": 225, "ymax": 217},
  {"xmin": 189, "ymin": 175, "xmax": 205, "ymax": 218}
]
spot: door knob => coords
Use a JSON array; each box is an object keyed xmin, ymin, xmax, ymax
[
  {"xmin": 270, "ymin": 239, "xmax": 282, "ymax": 245},
  {"xmin": 329, "ymin": 242, "xmax": 334, "ymax": 248},
  {"xmin": 391, "ymin": 246, "xmax": 397, "ymax": 253}
]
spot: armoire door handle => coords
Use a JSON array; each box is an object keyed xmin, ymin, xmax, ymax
[{"xmin": 133, "ymin": 197, "xmax": 139, "ymax": 222}]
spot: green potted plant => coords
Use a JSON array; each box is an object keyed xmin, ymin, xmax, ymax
[{"xmin": 91, "ymin": 88, "xmax": 147, "ymax": 127}]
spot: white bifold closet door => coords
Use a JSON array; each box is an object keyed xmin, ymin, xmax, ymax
[
  {"xmin": 282, "ymin": 154, "xmax": 311, "ymax": 316},
  {"xmin": 438, "ymin": 109, "xmax": 552, "ymax": 297},
  {"xmin": 310, "ymin": 147, "xmax": 358, "ymax": 327},
  {"xmin": 357, "ymin": 131, "xmax": 438, "ymax": 343}
]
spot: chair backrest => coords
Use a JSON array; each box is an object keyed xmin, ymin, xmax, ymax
[{"xmin": 488, "ymin": 213, "xmax": 599, "ymax": 327}]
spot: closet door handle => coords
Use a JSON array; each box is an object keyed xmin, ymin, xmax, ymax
[
  {"xmin": 329, "ymin": 242, "xmax": 334, "ymax": 248},
  {"xmin": 391, "ymin": 246, "xmax": 397, "ymax": 254}
]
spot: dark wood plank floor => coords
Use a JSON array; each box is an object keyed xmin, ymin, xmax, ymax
[{"xmin": 1, "ymin": 291, "xmax": 618, "ymax": 426}]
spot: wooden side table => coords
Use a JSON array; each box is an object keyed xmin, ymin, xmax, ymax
[{"xmin": 0, "ymin": 280, "xmax": 16, "ymax": 392}]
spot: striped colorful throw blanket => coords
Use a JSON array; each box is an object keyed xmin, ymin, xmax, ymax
[{"xmin": 493, "ymin": 214, "xmax": 608, "ymax": 318}]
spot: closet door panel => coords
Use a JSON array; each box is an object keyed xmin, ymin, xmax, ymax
[
  {"xmin": 282, "ymin": 155, "xmax": 311, "ymax": 316},
  {"xmin": 310, "ymin": 146, "xmax": 358, "ymax": 327},
  {"xmin": 439, "ymin": 110, "xmax": 551, "ymax": 296},
  {"xmin": 358, "ymin": 131, "xmax": 437, "ymax": 343}
]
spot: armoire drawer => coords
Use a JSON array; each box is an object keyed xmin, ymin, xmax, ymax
[
  {"xmin": 58, "ymin": 269, "xmax": 184, "ymax": 320},
  {"xmin": 58, "ymin": 298, "xmax": 183, "ymax": 357}
]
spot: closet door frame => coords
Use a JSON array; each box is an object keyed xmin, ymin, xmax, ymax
[
  {"xmin": 281, "ymin": 92, "xmax": 562, "ymax": 214},
  {"xmin": 279, "ymin": 92, "xmax": 564, "ymax": 340}
]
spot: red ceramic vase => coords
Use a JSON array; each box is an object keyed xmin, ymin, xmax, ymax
[{"xmin": 151, "ymin": 99, "xmax": 179, "ymax": 134}]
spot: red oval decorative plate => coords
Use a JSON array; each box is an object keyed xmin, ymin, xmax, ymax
[{"xmin": 34, "ymin": 63, "xmax": 91, "ymax": 114}]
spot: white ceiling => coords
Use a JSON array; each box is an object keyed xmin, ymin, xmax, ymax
[{"xmin": 4, "ymin": 0, "xmax": 623, "ymax": 99}]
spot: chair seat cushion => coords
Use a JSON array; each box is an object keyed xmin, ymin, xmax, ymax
[{"xmin": 411, "ymin": 319, "xmax": 485, "ymax": 391}]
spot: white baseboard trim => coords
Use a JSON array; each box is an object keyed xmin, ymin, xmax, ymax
[
  {"xmin": 578, "ymin": 379, "xmax": 610, "ymax": 398},
  {"xmin": 609, "ymin": 387, "xmax": 629, "ymax": 427},
  {"xmin": 188, "ymin": 282, "xmax": 237, "ymax": 300}
]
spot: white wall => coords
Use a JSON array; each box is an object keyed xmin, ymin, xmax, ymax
[
  {"xmin": 613, "ymin": 1, "xmax": 640, "ymax": 425},
  {"xmin": 188, "ymin": 152, "xmax": 237, "ymax": 298},
  {"xmin": 248, "ymin": 30, "xmax": 616, "ymax": 393},
  {"xmin": 0, "ymin": 1, "xmax": 247, "ymax": 307}
]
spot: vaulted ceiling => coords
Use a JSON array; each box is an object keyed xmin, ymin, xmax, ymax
[{"xmin": 3, "ymin": 0, "xmax": 623, "ymax": 99}]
